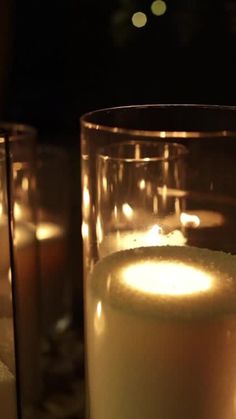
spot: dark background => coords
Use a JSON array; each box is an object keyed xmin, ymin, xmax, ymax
[{"xmin": 1, "ymin": 0, "xmax": 236, "ymax": 145}]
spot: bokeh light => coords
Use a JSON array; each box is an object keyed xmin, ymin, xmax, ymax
[
  {"xmin": 151, "ymin": 0, "xmax": 167, "ymax": 16},
  {"xmin": 131, "ymin": 12, "xmax": 147, "ymax": 28}
]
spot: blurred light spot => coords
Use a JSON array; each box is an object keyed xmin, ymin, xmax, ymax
[
  {"xmin": 94, "ymin": 301, "xmax": 105, "ymax": 335},
  {"xmin": 153, "ymin": 195, "xmax": 158, "ymax": 214},
  {"xmin": 83, "ymin": 174, "xmax": 89, "ymax": 187},
  {"xmin": 164, "ymin": 145, "xmax": 169, "ymax": 159},
  {"xmin": 14, "ymin": 202, "xmax": 22, "ymax": 221},
  {"xmin": 151, "ymin": 0, "xmax": 167, "ymax": 16},
  {"xmin": 102, "ymin": 176, "xmax": 108, "ymax": 192},
  {"xmin": 180, "ymin": 212, "xmax": 200, "ymax": 228},
  {"xmin": 135, "ymin": 144, "xmax": 141, "ymax": 159},
  {"xmin": 96, "ymin": 216, "xmax": 103, "ymax": 243},
  {"xmin": 162, "ymin": 184, "xmax": 167, "ymax": 206},
  {"xmin": 8, "ymin": 268, "xmax": 12, "ymax": 285},
  {"xmin": 0, "ymin": 202, "xmax": 3, "ymax": 217},
  {"xmin": 82, "ymin": 221, "xmax": 89, "ymax": 239},
  {"xmin": 83, "ymin": 187, "xmax": 90, "ymax": 207},
  {"xmin": 122, "ymin": 203, "xmax": 134, "ymax": 219},
  {"xmin": 22, "ymin": 177, "xmax": 29, "ymax": 191},
  {"xmin": 139, "ymin": 179, "xmax": 146, "ymax": 190},
  {"xmin": 132, "ymin": 12, "xmax": 147, "ymax": 28}
]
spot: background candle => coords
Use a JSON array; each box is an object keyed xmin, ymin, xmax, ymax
[{"xmin": 87, "ymin": 246, "xmax": 236, "ymax": 419}]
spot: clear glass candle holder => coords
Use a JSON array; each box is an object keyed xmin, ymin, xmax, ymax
[
  {"xmin": 0, "ymin": 122, "xmax": 40, "ymax": 417},
  {"xmin": 81, "ymin": 105, "xmax": 236, "ymax": 419},
  {"xmin": 0, "ymin": 130, "xmax": 18, "ymax": 419}
]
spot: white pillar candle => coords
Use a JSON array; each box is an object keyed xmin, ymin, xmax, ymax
[
  {"xmin": 87, "ymin": 246, "xmax": 236, "ymax": 419},
  {"xmin": 0, "ymin": 360, "xmax": 17, "ymax": 419}
]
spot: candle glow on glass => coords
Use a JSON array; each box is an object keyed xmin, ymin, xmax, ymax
[
  {"xmin": 36, "ymin": 222, "xmax": 64, "ymax": 241},
  {"xmin": 122, "ymin": 261, "xmax": 213, "ymax": 296},
  {"xmin": 180, "ymin": 210, "xmax": 225, "ymax": 228},
  {"xmin": 122, "ymin": 203, "xmax": 134, "ymax": 219},
  {"xmin": 180, "ymin": 212, "xmax": 200, "ymax": 228}
]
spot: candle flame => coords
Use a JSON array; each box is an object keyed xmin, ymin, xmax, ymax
[{"xmin": 122, "ymin": 261, "xmax": 212, "ymax": 296}]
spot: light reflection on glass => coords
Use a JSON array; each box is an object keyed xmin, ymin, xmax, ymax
[{"xmin": 122, "ymin": 203, "xmax": 134, "ymax": 219}]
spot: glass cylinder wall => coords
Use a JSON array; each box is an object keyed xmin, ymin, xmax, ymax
[{"xmin": 81, "ymin": 105, "xmax": 236, "ymax": 419}]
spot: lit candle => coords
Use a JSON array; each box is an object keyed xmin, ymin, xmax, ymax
[
  {"xmin": 87, "ymin": 246, "xmax": 236, "ymax": 419},
  {"xmin": 0, "ymin": 360, "xmax": 17, "ymax": 419}
]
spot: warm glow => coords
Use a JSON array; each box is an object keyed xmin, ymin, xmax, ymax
[
  {"xmin": 164, "ymin": 145, "xmax": 169, "ymax": 160},
  {"xmin": 180, "ymin": 212, "xmax": 200, "ymax": 228},
  {"xmin": 8, "ymin": 268, "xmax": 12, "ymax": 285},
  {"xmin": 122, "ymin": 261, "xmax": 213, "ymax": 296},
  {"xmin": 132, "ymin": 12, "xmax": 147, "ymax": 28},
  {"xmin": 180, "ymin": 210, "xmax": 225, "ymax": 228},
  {"xmin": 102, "ymin": 176, "xmax": 108, "ymax": 192},
  {"xmin": 36, "ymin": 222, "xmax": 64, "ymax": 241},
  {"xmin": 14, "ymin": 202, "xmax": 22, "ymax": 221},
  {"xmin": 94, "ymin": 301, "xmax": 105, "ymax": 335},
  {"xmin": 151, "ymin": 0, "xmax": 167, "ymax": 16},
  {"xmin": 139, "ymin": 179, "xmax": 146, "ymax": 190},
  {"xmin": 153, "ymin": 195, "xmax": 158, "ymax": 214},
  {"xmin": 96, "ymin": 216, "xmax": 103, "ymax": 243},
  {"xmin": 83, "ymin": 187, "xmax": 90, "ymax": 208},
  {"xmin": 22, "ymin": 177, "xmax": 29, "ymax": 191},
  {"xmin": 122, "ymin": 203, "xmax": 134, "ymax": 219},
  {"xmin": 82, "ymin": 221, "xmax": 89, "ymax": 239},
  {"xmin": 0, "ymin": 203, "xmax": 3, "ymax": 217},
  {"xmin": 113, "ymin": 205, "xmax": 118, "ymax": 219},
  {"xmin": 96, "ymin": 301, "xmax": 102, "ymax": 318}
]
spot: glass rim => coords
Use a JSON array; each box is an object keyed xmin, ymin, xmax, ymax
[
  {"xmin": 98, "ymin": 140, "xmax": 188, "ymax": 162},
  {"xmin": 80, "ymin": 104, "xmax": 236, "ymax": 138},
  {"xmin": 0, "ymin": 122, "xmax": 37, "ymax": 141}
]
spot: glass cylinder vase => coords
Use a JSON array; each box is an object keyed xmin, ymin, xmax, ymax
[
  {"xmin": 0, "ymin": 130, "xmax": 18, "ymax": 419},
  {"xmin": 0, "ymin": 122, "xmax": 40, "ymax": 417},
  {"xmin": 81, "ymin": 105, "xmax": 236, "ymax": 419}
]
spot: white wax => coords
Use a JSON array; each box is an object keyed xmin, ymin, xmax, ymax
[
  {"xmin": 0, "ymin": 360, "xmax": 17, "ymax": 419},
  {"xmin": 87, "ymin": 246, "xmax": 236, "ymax": 419}
]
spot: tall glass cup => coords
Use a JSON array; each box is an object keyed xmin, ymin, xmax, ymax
[
  {"xmin": 0, "ymin": 123, "xmax": 40, "ymax": 417},
  {"xmin": 81, "ymin": 105, "xmax": 236, "ymax": 419},
  {"xmin": 0, "ymin": 130, "xmax": 18, "ymax": 419}
]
